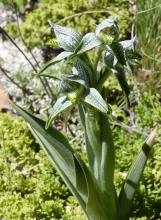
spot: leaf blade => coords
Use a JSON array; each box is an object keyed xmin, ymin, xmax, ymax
[
  {"xmin": 51, "ymin": 23, "xmax": 82, "ymax": 52},
  {"xmin": 119, "ymin": 127, "xmax": 158, "ymax": 219},
  {"xmin": 13, "ymin": 103, "xmax": 109, "ymax": 219},
  {"xmin": 77, "ymin": 33, "xmax": 102, "ymax": 54},
  {"xmin": 46, "ymin": 96, "xmax": 73, "ymax": 129},
  {"xmin": 39, "ymin": 51, "xmax": 73, "ymax": 74},
  {"xmin": 30, "ymin": 126, "xmax": 87, "ymax": 211},
  {"xmin": 83, "ymin": 88, "xmax": 109, "ymax": 114},
  {"xmin": 96, "ymin": 18, "xmax": 118, "ymax": 35},
  {"xmin": 12, "ymin": 103, "xmax": 89, "ymax": 211}
]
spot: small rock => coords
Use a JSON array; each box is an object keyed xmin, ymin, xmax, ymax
[{"xmin": 0, "ymin": 84, "xmax": 10, "ymax": 110}]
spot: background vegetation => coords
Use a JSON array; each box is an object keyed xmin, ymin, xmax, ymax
[
  {"xmin": 0, "ymin": 0, "xmax": 161, "ymax": 219},
  {"xmin": 134, "ymin": 0, "xmax": 161, "ymax": 96},
  {"xmin": 7, "ymin": 0, "xmax": 131, "ymax": 48},
  {"xmin": 1, "ymin": 91, "xmax": 161, "ymax": 219}
]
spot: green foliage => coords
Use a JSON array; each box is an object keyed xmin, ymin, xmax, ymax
[
  {"xmin": 0, "ymin": 91, "xmax": 161, "ymax": 219},
  {"xmin": 135, "ymin": 0, "xmax": 161, "ymax": 73},
  {"xmin": 13, "ymin": 18, "xmax": 155, "ymax": 220},
  {"xmin": 0, "ymin": 112, "xmax": 85, "ymax": 220},
  {"xmin": 1, "ymin": 0, "xmax": 27, "ymax": 8},
  {"xmin": 113, "ymin": 91, "xmax": 161, "ymax": 219},
  {"xmin": 7, "ymin": 0, "xmax": 131, "ymax": 48}
]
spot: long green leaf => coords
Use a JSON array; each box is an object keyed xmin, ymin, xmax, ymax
[
  {"xmin": 30, "ymin": 127, "xmax": 87, "ymax": 212},
  {"xmin": 85, "ymin": 109, "xmax": 102, "ymax": 180},
  {"xmin": 13, "ymin": 103, "xmax": 108, "ymax": 219},
  {"xmin": 100, "ymin": 114, "xmax": 118, "ymax": 220},
  {"xmin": 84, "ymin": 110, "xmax": 117, "ymax": 220},
  {"xmin": 119, "ymin": 127, "xmax": 158, "ymax": 220},
  {"xmin": 12, "ymin": 103, "xmax": 88, "ymax": 206}
]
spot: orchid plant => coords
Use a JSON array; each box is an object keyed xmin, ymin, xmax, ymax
[{"xmin": 13, "ymin": 18, "xmax": 157, "ymax": 220}]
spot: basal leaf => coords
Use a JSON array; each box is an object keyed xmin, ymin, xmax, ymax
[
  {"xmin": 50, "ymin": 23, "xmax": 82, "ymax": 52},
  {"xmin": 119, "ymin": 127, "xmax": 158, "ymax": 220},
  {"xmin": 12, "ymin": 103, "xmax": 89, "ymax": 212},
  {"xmin": 30, "ymin": 127, "xmax": 87, "ymax": 211},
  {"xmin": 13, "ymin": 103, "xmax": 109, "ymax": 219},
  {"xmin": 81, "ymin": 158, "xmax": 109, "ymax": 220}
]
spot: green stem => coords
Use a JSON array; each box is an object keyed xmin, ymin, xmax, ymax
[
  {"xmin": 100, "ymin": 114, "xmax": 118, "ymax": 220},
  {"xmin": 94, "ymin": 47, "xmax": 104, "ymax": 71},
  {"xmin": 85, "ymin": 109, "xmax": 102, "ymax": 180},
  {"xmin": 97, "ymin": 69, "xmax": 110, "ymax": 91},
  {"xmin": 58, "ymin": 10, "xmax": 109, "ymax": 24},
  {"xmin": 92, "ymin": 47, "xmax": 104, "ymax": 87}
]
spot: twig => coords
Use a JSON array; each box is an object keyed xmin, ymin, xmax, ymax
[
  {"xmin": 58, "ymin": 10, "xmax": 109, "ymax": 24},
  {"xmin": 137, "ymin": 4, "xmax": 161, "ymax": 15},
  {"xmin": 146, "ymin": 127, "xmax": 158, "ymax": 147},
  {"xmin": 10, "ymin": 0, "xmax": 57, "ymax": 100},
  {"xmin": 69, "ymin": 132, "xmax": 84, "ymax": 143},
  {"xmin": 0, "ymin": 26, "xmax": 51, "ymax": 98},
  {"xmin": 0, "ymin": 65, "xmax": 26, "ymax": 92},
  {"xmin": 11, "ymin": 0, "xmax": 39, "ymax": 66},
  {"xmin": 0, "ymin": 27, "xmax": 37, "ymax": 72},
  {"xmin": 109, "ymin": 120, "xmax": 161, "ymax": 143}
]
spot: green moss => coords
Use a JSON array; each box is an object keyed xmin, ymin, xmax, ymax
[
  {"xmin": 1, "ymin": 0, "xmax": 27, "ymax": 7},
  {"xmin": 0, "ymin": 91, "xmax": 161, "ymax": 219},
  {"xmin": 0, "ymin": 113, "xmax": 84, "ymax": 219}
]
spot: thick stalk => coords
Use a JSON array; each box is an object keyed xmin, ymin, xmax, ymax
[
  {"xmin": 100, "ymin": 114, "xmax": 118, "ymax": 220},
  {"xmin": 94, "ymin": 47, "xmax": 104, "ymax": 71},
  {"xmin": 85, "ymin": 108, "xmax": 102, "ymax": 180},
  {"xmin": 92, "ymin": 47, "xmax": 104, "ymax": 87},
  {"xmin": 84, "ymin": 107, "xmax": 118, "ymax": 219}
]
